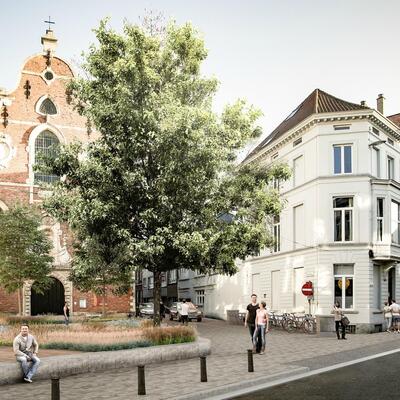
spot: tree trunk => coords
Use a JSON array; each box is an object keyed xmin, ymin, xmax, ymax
[
  {"xmin": 102, "ymin": 283, "xmax": 106, "ymax": 317},
  {"xmin": 17, "ymin": 287, "xmax": 22, "ymax": 316},
  {"xmin": 153, "ymin": 270, "xmax": 161, "ymax": 326}
]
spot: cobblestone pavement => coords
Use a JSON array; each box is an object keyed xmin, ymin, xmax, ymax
[{"xmin": 1, "ymin": 319, "xmax": 400, "ymax": 399}]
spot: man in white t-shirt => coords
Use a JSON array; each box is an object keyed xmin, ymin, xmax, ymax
[
  {"xmin": 390, "ymin": 300, "xmax": 400, "ymax": 333},
  {"xmin": 180, "ymin": 299, "xmax": 189, "ymax": 325}
]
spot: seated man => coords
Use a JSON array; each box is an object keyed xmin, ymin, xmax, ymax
[{"xmin": 13, "ymin": 324, "xmax": 40, "ymax": 383}]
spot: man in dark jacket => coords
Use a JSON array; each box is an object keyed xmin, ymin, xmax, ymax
[{"xmin": 244, "ymin": 294, "xmax": 262, "ymax": 353}]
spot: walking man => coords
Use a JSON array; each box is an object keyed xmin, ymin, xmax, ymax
[
  {"xmin": 390, "ymin": 299, "xmax": 400, "ymax": 333},
  {"xmin": 63, "ymin": 302, "xmax": 70, "ymax": 326},
  {"xmin": 244, "ymin": 294, "xmax": 262, "ymax": 353},
  {"xmin": 13, "ymin": 324, "xmax": 40, "ymax": 383},
  {"xmin": 332, "ymin": 301, "xmax": 346, "ymax": 340},
  {"xmin": 180, "ymin": 299, "xmax": 189, "ymax": 325}
]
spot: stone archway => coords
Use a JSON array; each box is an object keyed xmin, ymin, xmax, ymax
[
  {"xmin": 23, "ymin": 271, "xmax": 72, "ymax": 316},
  {"xmin": 31, "ymin": 277, "xmax": 64, "ymax": 315}
]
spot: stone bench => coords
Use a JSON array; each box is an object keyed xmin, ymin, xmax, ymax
[{"xmin": 0, "ymin": 338, "xmax": 211, "ymax": 385}]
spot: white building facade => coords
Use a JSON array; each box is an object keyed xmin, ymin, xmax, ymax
[{"xmin": 196, "ymin": 89, "xmax": 400, "ymax": 332}]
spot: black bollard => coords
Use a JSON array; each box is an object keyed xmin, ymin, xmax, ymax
[
  {"xmin": 51, "ymin": 377, "xmax": 60, "ymax": 400},
  {"xmin": 247, "ymin": 349, "xmax": 254, "ymax": 372},
  {"xmin": 138, "ymin": 365, "xmax": 146, "ymax": 395},
  {"xmin": 200, "ymin": 356, "xmax": 207, "ymax": 382}
]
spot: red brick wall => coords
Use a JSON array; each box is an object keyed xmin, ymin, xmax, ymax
[
  {"xmin": 0, "ymin": 288, "xmax": 19, "ymax": 313},
  {"xmin": 73, "ymin": 288, "xmax": 131, "ymax": 314}
]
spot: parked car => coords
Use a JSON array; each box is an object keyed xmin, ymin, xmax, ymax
[
  {"xmin": 169, "ymin": 302, "xmax": 203, "ymax": 322},
  {"xmin": 139, "ymin": 302, "xmax": 154, "ymax": 318}
]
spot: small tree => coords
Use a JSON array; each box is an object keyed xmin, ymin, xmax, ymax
[
  {"xmin": 69, "ymin": 234, "xmax": 132, "ymax": 316},
  {"xmin": 0, "ymin": 205, "xmax": 53, "ymax": 315},
  {"xmin": 42, "ymin": 19, "xmax": 290, "ymax": 325}
]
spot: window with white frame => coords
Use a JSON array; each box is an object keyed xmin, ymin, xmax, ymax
[
  {"xmin": 391, "ymin": 201, "xmax": 400, "ymax": 244},
  {"xmin": 148, "ymin": 276, "xmax": 154, "ymax": 289},
  {"xmin": 272, "ymin": 215, "xmax": 280, "ymax": 252},
  {"xmin": 143, "ymin": 277, "xmax": 147, "ymax": 287},
  {"xmin": 161, "ymin": 273, "xmax": 167, "ymax": 287},
  {"xmin": 333, "ymin": 145, "xmax": 352, "ymax": 174},
  {"xmin": 168, "ymin": 269, "xmax": 177, "ymax": 284},
  {"xmin": 387, "ymin": 156, "xmax": 394, "ymax": 180},
  {"xmin": 293, "ymin": 204, "xmax": 305, "ymax": 249},
  {"xmin": 180, "ymin": 269, "xmax": 190, "ymax": 279},
  {"xmin": 79, "ymin": 299, "xmax": 87, "ymax": 308},
  {"xmin": 372, "ymin": 147, "xmax": 380, "ymax": 178},
  {"xmin": 195, "ymin": 290, "xmax": 205, "ymax": 306},
  {"xmin": 377, "ymin": 198, "xmax": 384, "ymax": 242},
  {"xmin": 293, "ymin": 155, "xmax": 304, "ymax": 186},
  {"xmin": 333, "ymin": 197, "xmax": 353, "ymax": 242},
  {"xmin": 334, "ymin": 264, "xmax": 354, "ymax": 309}
]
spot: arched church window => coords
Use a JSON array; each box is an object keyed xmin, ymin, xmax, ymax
[
  {"xmin": 39, "ymin": 98, "xmax": 57, "ymax": 115},
  {"xmin": 34, "ymin": 130, "xmax": 60, "ymax": 184}
]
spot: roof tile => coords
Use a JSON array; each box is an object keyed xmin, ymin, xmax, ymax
[{"xmin": 246, "ymin": 89, "xmax": 370, "ymax": 160}]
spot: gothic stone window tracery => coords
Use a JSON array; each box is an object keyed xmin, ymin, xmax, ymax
[{"xmin": 39, "ymin": 98, "xmax": 57, "ymax": 115}]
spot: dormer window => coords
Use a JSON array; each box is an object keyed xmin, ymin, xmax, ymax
[{"xmin": 36, "ymin": 96, "xmax": 58, "ymax": 116}]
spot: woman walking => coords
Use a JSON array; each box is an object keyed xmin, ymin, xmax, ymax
[
  {"xmin": 253, "ymin": 301, "xmax": 269, "ymax": 355},
  {"xmin": 332, "ymin": 301, "xmax": 346, "ymax": 340}
]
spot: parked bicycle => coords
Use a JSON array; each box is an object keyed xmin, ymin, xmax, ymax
[{"xmin": 267, "ymin": 311, "xmax": 316, "ymax": 334}]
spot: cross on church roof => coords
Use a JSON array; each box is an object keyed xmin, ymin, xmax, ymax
[{"xmin": 44, "ymin": 16, "xmax": 55, "ymax": 31}]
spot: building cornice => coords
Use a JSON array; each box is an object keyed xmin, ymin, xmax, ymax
[{"xmin": 245, "ymin": 109, "xmax": 400, "ymax": 166}]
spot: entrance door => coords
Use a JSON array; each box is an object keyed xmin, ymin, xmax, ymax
[
  {"xmin": 388, "ymin": 268, "xmax": 396, "ymax": 303},
  {"xmin": 294, "ymin": 267, "xmax": 306, "ymax": 311},
  {"xmin": 271, "ymin": 270, "xmax": 281, "ymax": 311},
  {"xmin": 31, "ymin": 277, "xmax": 64, "ymax": 315}
]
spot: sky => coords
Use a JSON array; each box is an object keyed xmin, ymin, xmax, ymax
[{"xmin": 1, "ymin": 0, "xmax": 400, "ymax": 153}]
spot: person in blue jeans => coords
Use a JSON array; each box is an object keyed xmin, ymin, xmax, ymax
[
  {"xmin": 13, "ymin": 324, "xmax": 40, "ymax": 383},
  {"xmin": 252, "ymin": 301, "xmax": 269, "ymax": 355}
]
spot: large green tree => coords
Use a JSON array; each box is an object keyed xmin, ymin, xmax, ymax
[
  {"xmin": 42, "ymin": 20, "xmax": 290, "ymax": 325},
  {"xmin": 0, "ymin": 205, "xmax": 53, "ymax": 315}
]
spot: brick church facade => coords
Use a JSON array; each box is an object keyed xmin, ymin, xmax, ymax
[{"xmin": 0, "ymin": 29, "xmax": 132, "ymax": 315}]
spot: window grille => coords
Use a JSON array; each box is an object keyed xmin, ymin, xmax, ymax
[
  {"xmin": 39, "ymin": 98, "xmax": 57, "ymax": 115},
  {"xmin": 34, "ymin": 130, "xmax": 60, "ymax": 184}
]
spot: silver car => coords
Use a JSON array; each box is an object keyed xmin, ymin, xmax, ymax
[
  {"xmin": 169, "ymin": 302, "xmax": 203, "ymax": 322},
  {"xmin": 139, "ymin": 302, "xmax": 154, "ymax": 318}
]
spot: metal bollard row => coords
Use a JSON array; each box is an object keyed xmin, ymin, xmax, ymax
[
  {"xmin": 51, "ymin": 376, "xmax": 60, "ymax": 400},
  {"xmin": 48, "ymin": 356, "xmax": 209, "ymax": 398},
  {"xmin": 247, "ymin": 349, "xmax": 254, "ymax": 372}
]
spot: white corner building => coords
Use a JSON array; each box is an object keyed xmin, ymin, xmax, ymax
[{"xmin": 198, "ymin": 89, "xmax": 400, "ymax": 333}]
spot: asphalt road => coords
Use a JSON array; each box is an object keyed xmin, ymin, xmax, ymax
[{"xmin": 234, "ymin": 353, "xmax": 400, "ymax": 400}]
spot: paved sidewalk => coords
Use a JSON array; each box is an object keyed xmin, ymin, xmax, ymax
[{"xmin": 1, "ymin": 319, "xmax": 399, "ymax": 399}]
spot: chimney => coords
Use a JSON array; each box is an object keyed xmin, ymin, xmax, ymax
[
  {"xmin": 360, "ymin": 100, "xmax": 367, "ymax": 107},
  {"xmin": 41, "ymin": 29, "xmax": 58, "ymax": 54},
  {"xmin": 377, "ymin": 94, "xmax": 385, "ymax": 115}
]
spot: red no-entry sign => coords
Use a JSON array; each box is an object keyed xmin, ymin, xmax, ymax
[{"xmin": 302, "ymin": 281, "xmax": 313, "ymax": 296}]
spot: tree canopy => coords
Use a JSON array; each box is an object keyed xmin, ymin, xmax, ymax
[
  {"xmin": 0, "ymin": 205, "xmax": 53, "ymax": 314},
  {"xmin": 42, "ymin": 19, "xmax": 290, "ymax": 324}
]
